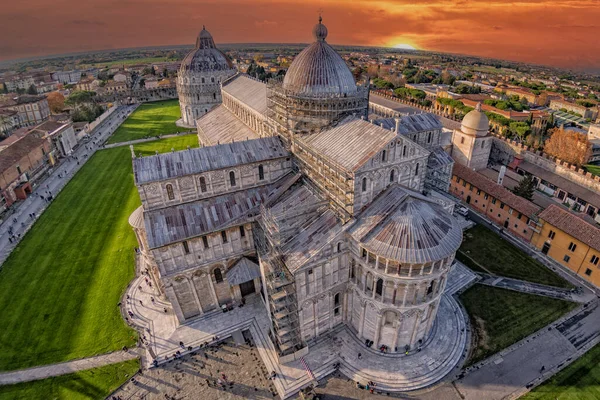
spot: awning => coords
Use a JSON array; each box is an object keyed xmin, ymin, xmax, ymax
[{"xmin": 226, "ymin": 257, "xmax": 261, "ymax": 286}]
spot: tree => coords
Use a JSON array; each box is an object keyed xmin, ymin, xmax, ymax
[
  {"xmin": 513, "ymin": 175, "xmax": 535, "ymax": 201},
  {"xmin": 27, "ymin": 84, "xmax": 37, "ymax": 95},
  {"xmin": 544, "ymin": 127, "xmax": 591, "ymax": 167},
  {"xmin": 46, "ymin": 91, "xmax": 65, "ymax": 114}
]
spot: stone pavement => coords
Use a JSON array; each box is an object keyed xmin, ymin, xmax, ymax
[
  {"xmin": 0, "ymin": 350, "xmax": 138, "ymax": 385},
  {"xmin": 124, "ymin": 263, "xmax": 474, "ymax": 399},
  {"xmin": 477, "ymin": 273, "xmax": 595, "ymax": 303},
  {"xmin": 0, "ymin": 104, "xmax": 137, "ymax": 267},
  {"xmin": 444, "ymin": 262, "xmax": 478, "ymax": 295}
]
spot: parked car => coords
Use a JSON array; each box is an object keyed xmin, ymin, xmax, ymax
[{"xmin": 455, "ymin": 205, "xmax": 469, "ymax": 217}]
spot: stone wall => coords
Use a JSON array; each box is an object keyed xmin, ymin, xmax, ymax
[{"xmin": 489, "ymin": 134, "xmax": 600, "ymax": 193}]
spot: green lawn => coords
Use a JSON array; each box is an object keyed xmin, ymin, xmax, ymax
[
  {"xmin": 460, "ymin": 285, "xmax": 577, "ymax": 366},
  {"xmin": 585, "ymin": 164, "xmax": 600, "ymax": 177},
  {"xmin": 107, "ymin": 100, "xmax": 192, "ymax": 144},
  {"xmin": 0, "ymin": 359, "xmax": 139, "ymax": 400},
  {"xmin": 133, "ymin": 133, "xmax": 199, "ymax": 157},
  {"xmin": 458, "ymin": 225, "xmax": 572, "ymax": 288},
  {"xmin": 522, "ymin": 342, "xmax": 600, "ymax": 400},
  {"xmin": 0, "ymin": 136, "xmax": 197, "ymax": 372}
]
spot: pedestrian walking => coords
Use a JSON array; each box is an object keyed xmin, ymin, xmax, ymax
[
  {"xmin": 139, "ymin": 300, "xmax": 143, "ymax": 306},
  {"xmin": 358, "ymin": 352, "xmax": 362, "ymax": 359}
]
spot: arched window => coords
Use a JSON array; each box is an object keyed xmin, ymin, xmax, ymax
[
  {"xmin": 334, "ymin": 293, "xmax": 340, "ymax": 307},
  {"xmin": 427, "ymin": 281, "xmax": 434, "ymax": 295},
  {"xmin": 381, "ymin": 150, "xmax": 387, "ymax": 162},
  {"xmin": 258, "ymin": 164, "xmax": 264, "ymax": 180},
  {"xmin": 211, "ymin": 77, "xmax": 215, "ymax": 83},
  {"xmin": 214, "ymin": 268, "xmax": 223, "ymax": 283},
  {"xmin": 221, "ymin": 230, "xmax": 228, "ymax": 243},
  {"xmin": 350, "ymin": 261, "xmax": 355, "ymax": 279},
  {"xmin": 376, "ymin": 278, "xmax": 383, "ymax": 296},
  {"xmin": 166, "ymin": 184, "xmax": 174, "ymax": 200},
  {"xmin": 427, "ymin": 132, "xmax": 432, "ymax": 143},
  {"xmin": 229, "ymin": 171, "xmax": 236, "ymax": 186},
  {"xmin": 182, "ymin": 240, "xmax": 190, "ymax": 254},
  {"xmin": 213, "ymin": 93, "xmax": 216, "ymax": 100},
  {"xmin": 361, "ymin": 177, "xmax": 367, "ymax": 192},
  {"xmin": 415, "ymin": 163, "xmax": 419, "ymax": 176},
  {"xmin": 199, "ymin": 176, "xmax": 207, "ymax": 193},
  {"xmin": 403, "ymin": 145, "xmax": 407, "ymax": 157},
  {"xmin": 201, "ymin": 77, "xmax": 205, "ymax": 83},
  {"xmin": 481, "ymin": 140, "xmax": 485, "ymax": 149},
  {"xmin": 390, "ymin": 169, "xmax": 395, "ymax": 183}
]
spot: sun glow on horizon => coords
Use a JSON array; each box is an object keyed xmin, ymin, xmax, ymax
[{"xmin": 393, "ymin": 43, "xmax": 417, "ymax": 50}]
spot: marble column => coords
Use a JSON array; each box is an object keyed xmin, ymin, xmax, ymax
[
  {"xmin": 358, "ymin": 299, "xmax": 367, "ymax": 338},
  {"xmin": 189, "ymin": 276, "xmax": 204, "ymax": 315},
  {"xmin": 165, "ymin": 285, "xmax": 185, "ymax": 323},
  {"xmin": 373, "ymin": 312, "xmax": 383, "ymax": 348}
]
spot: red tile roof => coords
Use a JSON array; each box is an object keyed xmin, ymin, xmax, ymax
[
  {"xmin": 539, "ymin": 205, "xmax": 600, "ymax": 250},
  {"xmin": 0, "ymin": 132, "xmax": 48, "ymax": 175},
  {"xmin": 452, "ymin": 163, "xmax": 541, "ymax": 217}
]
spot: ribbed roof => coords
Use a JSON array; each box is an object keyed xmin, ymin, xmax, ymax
[
  {"xmin": 180, "ymin": 27, "xmax": 234, "ymax": 73},
  {"xmin": 196, "ymin": 105, "xmax": 259, "ymax": 146},
  {"xmin": 128, "ymin": 206, "xmax": 145, "ymax": 230},
  {"xmin": 133, "ymin": 137, "xmax": 288, "ymax": 185},
  {"xmin": 301, "ymin": 117, "xmax": 397, "ymax": 172},
  {"xmin": 222, "ymin": 74, "xmax": 268, "ymax": 115},
  {"xmin": 282, "ymin": 18, "xmax": 357, "ymax": 97},
  {"xmin": 349, "ymin": 185, "xmax": 463, "ymax": 264}
]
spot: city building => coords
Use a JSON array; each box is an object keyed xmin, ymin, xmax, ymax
[
  {"xmin": 0, "ymin": 109, "xmax": 22, "ymax": 136},
  {"xmin": 129, "ymin": 18, "xmax": 469, "ymax": 392},
  {"xmin": 533, "ymin": 205, "xmax": 600, "ymax": 287},
  {"xmin": 30, "ymin": 120, "xmax": 78, "ymax": 157},
  {"xmin": 0, "ymin": 95, "xmax": 50, "ymax": 126},
  {"xmin": 549, "ymin": 99, "xmax": 599, "ymax": 121},
  {"xmin": 0, "ymin": 129, "xmax": 51, "ymax": 211},
  {"xmin": 450, "ymin": 162, "xmax": 541, "ymax": 242},
  {"xmin": 176, "ymin": 27, "xmax": 237, "ymax": 127}
]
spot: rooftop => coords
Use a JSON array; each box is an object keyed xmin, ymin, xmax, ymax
[
  {"xmin": 222, "ymin": 74, "xmax": 268, "ymax": 115},
  {"xmin": 133, "ymin": 136, "xmax": 288, "ymax": 185},
  {"xmin": 539, "ymin": 205, "xmax": 600, "ymax": 250},
  {"xmin": 0, "ymin": 132, "xmax": 47, "ymax": 176},
  {"xmin": 196, "ymin": 105, "xmax": 259, "ymax": 145},
  {"xmin": 453, "ymin": 163, "xmax": 541, "ymax": 217}
]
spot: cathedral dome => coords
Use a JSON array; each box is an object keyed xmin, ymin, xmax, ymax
[
  {"xmin": 282, "ymin": 17, "xmax": 357, "ymax": 97},
  {"xmin": 461, "ymin": 103, "xmax": 489, "ymax": 136},
  {"xmin": 179, "ymin": 26, "xmax": 234, "ymax": 74}
]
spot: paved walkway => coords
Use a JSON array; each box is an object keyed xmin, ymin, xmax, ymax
[
  {"xmin": 478, "ymin": 273, "xmax": 595, "ymax": 303},
  {"xmin": 124, "ymin": 263, "xmax": 474, "ymax": 399},
  {"xmin": 0, "ymin": 104, "xmax": 137, "ymax": 267},
  {"xmin": 0, "ymin": 350, "xmax": 138, "ymax": 385}
]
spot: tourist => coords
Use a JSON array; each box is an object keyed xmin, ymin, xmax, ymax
[
  {"xmin": 139, "ymin": 300, "xmax": 143, "ymax": 306},
  {"xmin": 151, "ymin": 297, "xmax": 155, "ymax": 303},
  {"xmin": 358, "ymin": 352, "xmax": 362, "ymax": 359},
  {"xmin": 164, "ymin": 308, "xmax": 168, "ymax": 313}
]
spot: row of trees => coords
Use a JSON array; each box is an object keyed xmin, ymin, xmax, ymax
[{"xmin": 65, "ymin": 90, "xmax": 104, "ymax": 122}]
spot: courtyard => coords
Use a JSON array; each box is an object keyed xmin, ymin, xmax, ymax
[
  {"xmin": 107, "ymin": 99, "xmax": 193, "ymax": 144},
  {"xmin": 0, "ymin": 133, "xmax": 200, "ymax": 372},
  {"xmin": 459, "ymin": 284, "xmax": 578, "ymax": 365},
  {"xmin": 458, "ymin": 224, "xmax": 572, "ymax": 288}
]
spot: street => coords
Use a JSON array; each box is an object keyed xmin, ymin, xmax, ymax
[{"xmin": 0, "ymin": 104, "xmax": 137, "ymax": 266}]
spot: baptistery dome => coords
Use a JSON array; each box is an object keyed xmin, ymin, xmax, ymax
[
  {"xmin": 176, "ymin": 26, "xmax": 237, "ymax": 127},
  {"xmin": 282, "ymin": 17, "xmax": 357, "ymax": 97},
  {"xmin": 180, "ymin": 27, "xmax": 234, "ymax": 73}
]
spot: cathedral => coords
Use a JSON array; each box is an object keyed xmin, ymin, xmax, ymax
[{"xmin": 130, "ymin": 18, "xmax": 489, "ymax": 393}]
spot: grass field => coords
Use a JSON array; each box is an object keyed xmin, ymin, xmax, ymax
[
  {"xmin": 133, "ymin": 133, "xmax": 199, "ymax": 157},
  {"xmin": 522, "ymin": 342, "xmax": 600, "ymax": 399},
  {"xmin": 458, "ymin": 225, "xmax": 572, "ymax": 288},
  {"xmin": 107, "ymin": 100, "xmax": 192, "ymax": 144},
  {"xmin": 585, "ymin": 164, "xmax": 600, "ymax": 177},
  {"xmin": 459, "ymin": 285, "xmax": 577, "ymax": 365},
  {"xmin": 0, "ymin": 136, "xmax": 198, "ymax": 372},
  {"xmin": 0, "ymin": 359, "xmax": 139, "ymax": 400}
]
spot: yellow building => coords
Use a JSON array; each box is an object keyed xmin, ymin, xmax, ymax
[{"xmin": 533, "ymin": 204, "xmax": 600, "ymax": 287}]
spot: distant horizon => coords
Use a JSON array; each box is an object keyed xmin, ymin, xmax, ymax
[
  {"xmin": 3, "ymin": 41, "xmax": 595, "ymax": 76},
  {"xmin": 1, "ymin": 0, "xmax": 599, "ymax": 72}
]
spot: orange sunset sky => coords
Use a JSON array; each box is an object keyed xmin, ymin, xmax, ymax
[{"xmin": 1, "ymin": 0, "xmax": 599, "ymax": 70}]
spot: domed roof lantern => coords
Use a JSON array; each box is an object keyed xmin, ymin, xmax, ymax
[
  {"xmin": 196, "ymin": 26, "xmax": 216, "ymax": 49},
  {"xmin": 313, "ymin": 15, "xmax": 328, "ymax": 42}
]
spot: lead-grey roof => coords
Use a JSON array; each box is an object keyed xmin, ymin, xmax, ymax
[
  {"xmin": 374, "ymin": 113, "xmax": 443, "ymax": 135},
  {"xmin": 349, "ymin": 185, "xmax": 463, "ymax": 264},
  {"xmin": 301, "ymin": 117, "xmax": 396, "ymax": 172},
  {"xmin": 427, "ymin": 147, "xmax": 454, "ymax": 169},
  {"xmin": 133, "ymin": 136, "xmax": 288, "ymax": 185},
  {"xmin": 196, "ymin": 105, "xmax": 259, "ymax": 145},
  {"xmin": 222, "ymin": 74, "xmax": 268, "ymax": 115},
  {"xmin": 144, "ymin": 176, "xmax": 291, "ymax": 249},
  {"xmin": 226, "ymin": 257, "xmax": 261, "ymax": 286}
]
